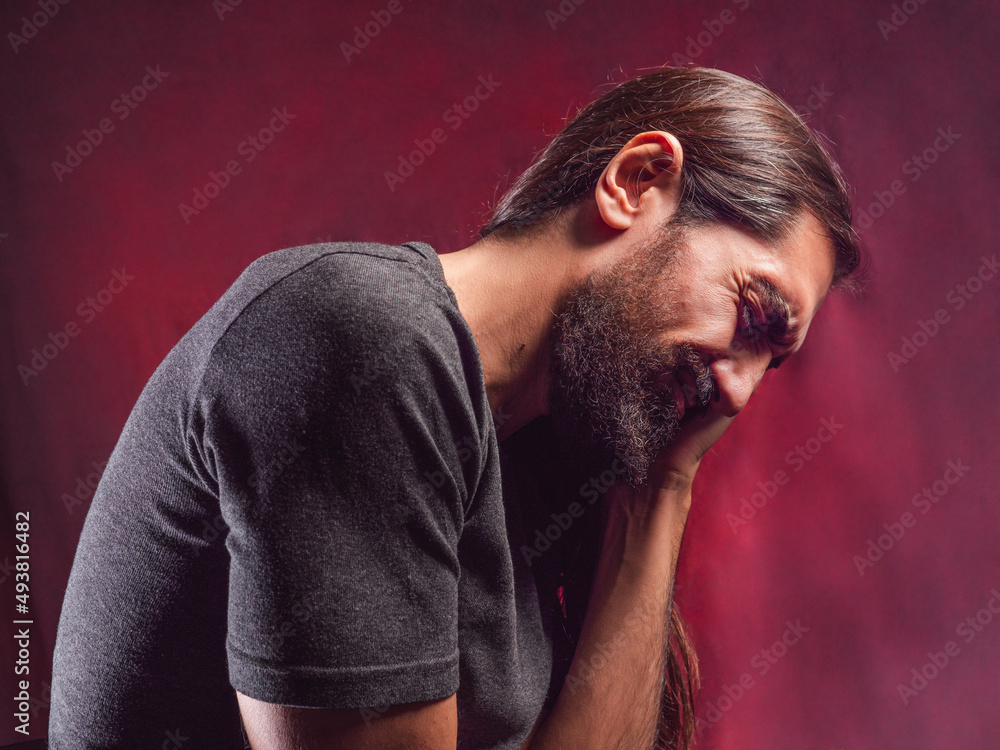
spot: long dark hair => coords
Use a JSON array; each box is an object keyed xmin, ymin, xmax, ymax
[
  {"xmin": 487, "ymin": 66, "xmax": 866, "ymax": 748},
  {"xmin": 480, "ymin": 66, "xmax": 866, "ymax": 292}
]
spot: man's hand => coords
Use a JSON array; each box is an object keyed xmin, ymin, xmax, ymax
[
  {"xmin": 653, "ymin": 406, "xmax": 735, "ymax": 492},
  {"xmin": 601, "ymin": 405, "xmax": 734, "ymax": 555}
]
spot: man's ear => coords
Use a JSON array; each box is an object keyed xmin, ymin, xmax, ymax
[{"xmin": 595, "ymin": 131, "xmax": 684, "ymax": 231}]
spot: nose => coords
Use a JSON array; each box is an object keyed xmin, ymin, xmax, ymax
[{"xmin": 708, "ymin": 351, "xmax": 772, "ymax": 417}]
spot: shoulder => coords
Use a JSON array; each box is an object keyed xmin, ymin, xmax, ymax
[
  {"xmin": 199, "ymin": 240, "xmax": 484, "ymax": 424},
  {"xmin": 210, "ymin": 240, "xmax": 456, "ymax": 362},
  {"xmin": 237, "ymin": 240, "xmax": 452, "ymax": 328}
]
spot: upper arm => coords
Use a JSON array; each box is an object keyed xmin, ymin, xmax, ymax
[
  {"xmin": 237, "ymin": 691, "xmax": 458, "ymax": 750},
  {"xmin": 197, "ymin": 258, "xmax": 482, "ymax": 722}
]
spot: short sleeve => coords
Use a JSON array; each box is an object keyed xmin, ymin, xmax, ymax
[{"xmin": 194, "ymin": 254, "xmax": 485, "ymax": 708}]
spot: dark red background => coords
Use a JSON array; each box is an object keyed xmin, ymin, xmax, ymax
[{"xmin": 1, "ymin": 0, "xmax": 997, "ymax": 746}]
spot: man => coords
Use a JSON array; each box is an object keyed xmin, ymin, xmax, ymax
[{"xmin": 50, "ymin": 66, "xmax": 863, "ymax": 749}]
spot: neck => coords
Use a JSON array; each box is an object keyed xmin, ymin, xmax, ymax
[{"xmin": 438, "ymin": 225, "xmax": 576, "ymax": 443}]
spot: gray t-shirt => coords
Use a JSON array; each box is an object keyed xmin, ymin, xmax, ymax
[{"xmin": 49, "ymin": 241, "xmax": 559, "ymax": 749}]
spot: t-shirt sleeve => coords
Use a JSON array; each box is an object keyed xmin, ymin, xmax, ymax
[{"xmin": 194, "ymin": 256, "xmax": 485, "ymax": 708}]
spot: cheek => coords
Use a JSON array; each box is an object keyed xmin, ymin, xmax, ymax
[{"xmin": 662, "ymin": 291, "xmax": 736, "ymax": 348}]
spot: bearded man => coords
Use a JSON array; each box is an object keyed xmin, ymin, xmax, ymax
[{"xmin": 49, "ymin": 66, "xmax": 863, "ymax": 750}]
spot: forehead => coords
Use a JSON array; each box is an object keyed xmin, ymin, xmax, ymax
[{"xmin": 679, "ymin": 212, "xmax": 835, "ymax": 323}]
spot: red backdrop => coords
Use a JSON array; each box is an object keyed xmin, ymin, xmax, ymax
[{"xmin": 1, "ymin": 0, "xmax": 997, "ymax": 746}]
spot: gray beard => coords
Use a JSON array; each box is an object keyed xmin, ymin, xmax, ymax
[{"xmin": 547, "ymin": 223, "xmax": 714, "ymax": 487}]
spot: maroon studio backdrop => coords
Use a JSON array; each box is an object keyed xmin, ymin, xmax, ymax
[{"xmin": 1, "ymin": 0, "xmax": 997, "ymax": 746}]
